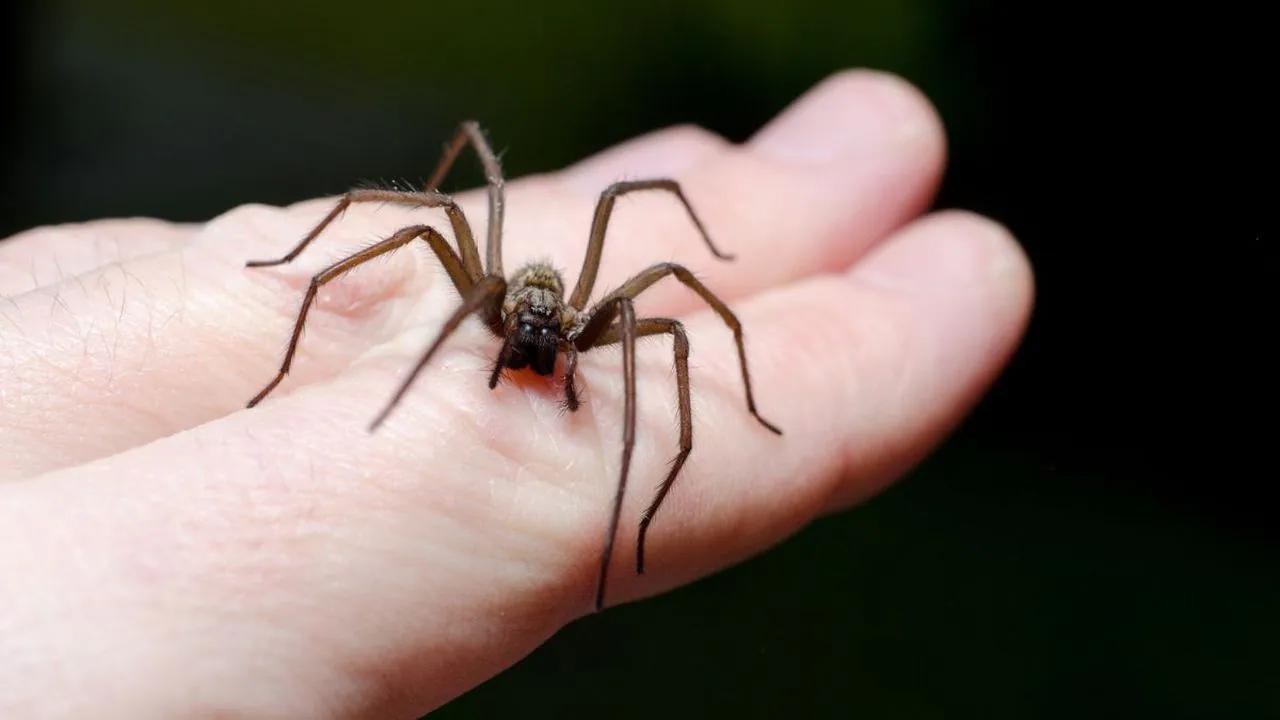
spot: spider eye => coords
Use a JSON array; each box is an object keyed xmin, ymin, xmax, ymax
[
  {"xmin": 520, "ymin": 322, "xmax": 533, "ymax": 334},
  {"xmin": 540, "ymin": 327, "xmax": 551, "ymax": 336}
]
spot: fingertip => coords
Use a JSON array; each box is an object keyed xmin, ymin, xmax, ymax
[
  {"xmin": 749, "ymin": 68, "xmax": 946, "ymax": 167},
  {"xmin": 853, "ymin": 210, "xmax": 1034, "ymax": 327}
]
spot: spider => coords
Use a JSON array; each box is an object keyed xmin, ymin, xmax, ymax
[{"xmin": 245, "ymin": 121, "xmax": 781, "ymax": 611}]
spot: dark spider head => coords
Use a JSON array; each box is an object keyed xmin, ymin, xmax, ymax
[{"xmin": 506, "ymin": 306, "xmax": 561, "ymax": 375}]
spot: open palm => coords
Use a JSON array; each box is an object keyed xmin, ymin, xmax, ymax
[{"xmin": 0, "ymin": 71, "xmax": 1031, "ymax": 718}]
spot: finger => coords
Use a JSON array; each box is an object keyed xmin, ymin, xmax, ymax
[
  {"xmin": 560, "ymin": 123, "xmax": 731, "ymax": 191},
  {"xmin": 0, "ymin": 211, "xmax": 1031, "ymax": 717},
  {"xmin": 0, "ymin": 218, "xmax": 195, "ymax": 296},
  {"xmin": 0, "ymin": 201, "xmax": 429, "ymax": 480},
  {"xmin": 0, "ymin": 70, "xmax": 944, "ymax": 479},
  {"xmin": 610, "ymin": 211, "xmax": 1034, "ymax": 605},
  {"xmin": 523, "ymin": 69, "xmax": 945, "ymax": 306}
]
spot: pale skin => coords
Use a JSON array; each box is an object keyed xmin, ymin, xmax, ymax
[{"xmin": 0, "ymin": 71, "xmax": 1033, "ymax": 718}]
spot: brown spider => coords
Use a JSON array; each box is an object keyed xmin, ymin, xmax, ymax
[{"xmin": 245, "ymin": 122, "xmax": 781, "ymax": 611}]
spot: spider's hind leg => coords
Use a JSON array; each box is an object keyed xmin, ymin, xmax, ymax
[
  {"xmin": 425, "ymin": 121, "xmax": 507, "ymax": 278},
  {"xmin": 245, "ymin": 188, "xmax": 484, "ymax": 283},
  {"xmin": 246, "ymin": 224, "xmax": 473, "ymax": 408}
]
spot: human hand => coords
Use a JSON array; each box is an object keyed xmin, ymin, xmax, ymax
[{"xmin": 0, "ymin": 71, "xmax": 1032, "ymax": 718}]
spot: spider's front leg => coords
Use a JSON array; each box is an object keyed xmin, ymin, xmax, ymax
[
  {"xmin": 574, "ymin": 263, "xmax": 780, "ymax": 610},
  {"xmin": 567, "ymin": 179, "xmax": 734, "ymax": 310},
  {"xmin": 487, "ymin": 317, "xmax": 520, "ymax": 391},
  {"xmin": 562, "ymin": 348, "xmax": 582, "ymax": 411},
  {"xmin": 593, "ymin": 317, "xmax": 692, "ymax": 574},
  {"xmin": 578, "ymin": 310, "xmax": 694, "ymax": 608},
  {"xmin": 368, "ymin": 274, "xmax": 507, "ymax": 431},
  {"xmin": 591, "ymin": 298, "xmax": 638, "ymax": 611}
]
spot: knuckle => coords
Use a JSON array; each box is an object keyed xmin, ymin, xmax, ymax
[{"xmin": 655, "ymin": 123, "xmax": 729, "ymax": 155}]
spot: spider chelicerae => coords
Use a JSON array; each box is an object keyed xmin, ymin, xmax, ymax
[{"xmin": 245, "ymin": 121, "xmax": 781, "ymax": 610}]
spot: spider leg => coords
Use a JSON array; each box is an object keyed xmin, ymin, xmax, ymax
[
  {"xmin": 368, "ymin": 275, "xmax": 507, "ymax": 432},
  {"xmin": 594, "ymin": 298, "xmax": 637, "ymax": 611},
  {"xmin": 568, "ymin": 179, "xmax": 734, "ymax": 310},
  {"xmin": 488, "ymin": 326, "xmax": 518, "ymax": 390},
  {"xmin": 562, "ymin": 347, "xmax": 581, "ymax": 411},
  {"xmin": 576, "ymin": 262, "xmax": 781, "ymax": 434},
  {"xmin": 246, "ymin": 188, "xmax": 484, "ymax": 284},
  {"xmin": 592, "ymin": 318, "xmax": 691, "ymax": 575},
  {"xmin": 425, "ymin": 121, "xmax": 506, "ymax": 278},
  {"xmin": 247, "ymin": 224, "xmax": 479, "ymax": 408}
]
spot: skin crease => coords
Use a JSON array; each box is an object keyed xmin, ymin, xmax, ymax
[{"xmin": 0, "ymin": 70, "xmax": 1033, "ymax": 718}]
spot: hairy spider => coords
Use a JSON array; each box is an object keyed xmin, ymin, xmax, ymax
[{"xmin": 245, "ymin": 122, "xmax": 781, "ymax": 611}]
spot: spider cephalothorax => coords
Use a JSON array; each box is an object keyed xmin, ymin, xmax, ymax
[
  {"xmin": 245, "ymin": 121, "xmax": 780, "ymax": 611},
  {"xmin": 502, "ymin": 263, "xmax": 570, "ymax": 376}
]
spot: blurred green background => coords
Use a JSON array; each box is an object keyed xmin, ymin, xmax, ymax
[{"xmin": 2, "ymin": 1, "xmax": 1272, "ymax": 717}]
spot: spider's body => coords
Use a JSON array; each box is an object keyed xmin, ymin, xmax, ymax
[
  {"xmin": 245, "ymin": 122, "xmax": 780, "ymax": 611},
  {"xmin": 504, "ymin": 263, "xmax": 570, "ymax": 376}
]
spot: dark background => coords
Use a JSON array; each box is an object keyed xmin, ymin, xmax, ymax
[{"xmin": 3, "ymin": 2, "xmax": 1273, "ymax": 717}]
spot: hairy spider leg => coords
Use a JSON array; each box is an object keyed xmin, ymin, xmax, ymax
[
  {"xmin": 593, "ymin": 318, "xmax": 691, "ymax": 575},
  {"xmin": 591, "ymin": 298, "xmax": 638, "ymax": 611},
  {"xmin": 368, "ymin": 275, "xmax": 507, "ymax": 431},
  {"xmin": 568, "ymin": 179, "xmax": 735, "ymax": 310},
  {"xmin": 580, "ymin": 262, "xmax": 780, "ymax": 434},
  {"xmin": 245, "ymin": 189, "xmax": 484, "ymax": 282},
  {"xmin": 488, "ymin": 314, "xmax": 521, "ymax": 390},
  {"xmin": 425, "ymin": 121, "xmax": 507, "ymax": 278},
  {"xmin": 247, "ymin": 224, "xmax": 480, "ymax": 408},
  {"xmin": 562, "ymin": 347, "xmax": 582, "ymax": 411},
  {"xmin": 571, "ymin": 262, "xmax": 782, "ymax": 609}
]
